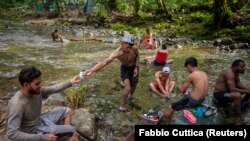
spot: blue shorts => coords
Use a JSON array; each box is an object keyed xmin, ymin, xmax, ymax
[{"xmin": 171, "ymin": 94, "xmax": 204, "ymax": 111}]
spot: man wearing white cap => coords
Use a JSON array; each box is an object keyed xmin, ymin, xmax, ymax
[
  {"xmin": 85, "ymin": 34, "xmax": 139, "ymax": 112},
  {"xmin": 149, "ymin": 66, "xmax": 175, "ymax": 98}
]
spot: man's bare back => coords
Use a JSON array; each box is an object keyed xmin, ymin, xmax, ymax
[
  {"xmin": 187, "ymin": 70, "xmax": 208, "ymax": 101},
  {"xmin": 214, "ymin": 68, "xmax": 237, "ymax": 92}
]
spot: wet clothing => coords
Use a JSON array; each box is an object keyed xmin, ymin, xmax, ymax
[
  {"xmin": 7, "ymin": 81, "xmax": 75, "ymax": 141},
  {"xmin": 120, "ymin": 65, "xmax": 138, "ymax": 87},
  {"xmin": 172, "ymin": 94, "xmax": 204, "ymax": 111}
]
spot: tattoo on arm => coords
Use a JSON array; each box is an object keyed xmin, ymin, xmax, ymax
[{"xmin": 104, "ymin": 58, "xmax": 113, "ymax": 64}]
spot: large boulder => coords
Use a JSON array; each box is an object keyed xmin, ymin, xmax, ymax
[
  {"xmin": 45, "ymin": 93, "xmax": 66, "ymax": 106},
  {"xmin": 71, "ymin": 108, "xmax": 96, "ymax": 140}
]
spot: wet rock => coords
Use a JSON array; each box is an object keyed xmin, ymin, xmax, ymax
[
  {"xmin": 71, "ymin": 108, "xmax": 96, "ymax": 140},
  {"xmin": 213, "ymin": 39, "xmax": 222, "ymax": 46},
  {"xmin": 229, "ymin": 44, "xmax": 238, "ymax": 50},
  {"xmin": 220, "ymin": 38, "xmax": 235, "ymax": 45},
  {"xmin": 175, "ymin": 44, "xmax": 183, "ymax": 49},
  {"xmin": 170, "ymin": 110, "xmax": 226, "ymax": 125},
  {"xmin": 45, "ymin": 93, "xmax": 66, "ymax": 106},
  {"xmin": 238, "ymin": 43, "xmax": 249, "ymax": 49},
  {"xmin": 72, "ymin": 29, "xmax": 83, "ymax": 37}
]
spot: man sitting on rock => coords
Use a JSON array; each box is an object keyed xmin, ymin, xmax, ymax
[{"xmin": 7, "ymin": 67, "xmax": 81, "ymax": 141}]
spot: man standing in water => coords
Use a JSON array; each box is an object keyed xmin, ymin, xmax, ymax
[
  {"xmin": 213, "ymin": 59, "xmax": 250, "ymax": 119},
  {"xmin": 85, "ymin": 34, "xmax": 139, "ymax": 112},
  {"xmin": 164, "ymin": 57, "xmax": 209, "ymax": 118}
]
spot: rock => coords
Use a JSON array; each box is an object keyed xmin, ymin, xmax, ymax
[
  {"xmin": 220, "ymin": 38, "xmax": 234, "ymax": 45},
  {"xmin": 45, "ymin": 93, "xmax": 66, "ymax": 106},
  {"xmin": 213, "ymin": 39, "xmax": 221, "ymax": 46},
  {"xmin": 175, "ymin": 44, "xmax": 182, "ymax": 49},
  {"xmin": 72, "ymin": 29, "xmax": 83, "ymax": 37},
  {"xmin": 71, "ymin": 108, "xmax": 96, "ymax": 140},
  {"xmin": 229, "ymin": 44, "xmax": 238, "ymax": 50},
  {"xmin": 238, "ymin": 43, "xmax": 249, "ymax": 49}
]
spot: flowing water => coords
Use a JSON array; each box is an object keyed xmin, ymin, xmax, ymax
[{"xmin": 0, "ymin": 25, "xmax": 250, "ymax": 139}]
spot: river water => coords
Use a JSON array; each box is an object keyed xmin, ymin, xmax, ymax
[{"xmin": 0, "ymin": 25, "xmax": 250, "ymax": 139}]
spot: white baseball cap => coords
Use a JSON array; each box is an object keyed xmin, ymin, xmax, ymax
[
  {"xmin": 162, "ymin": 66, "xmax": 171, "ymax": 73},
  {"xmin": 122, "ymin": 34, "xmax": 134, "ymax": 45}
]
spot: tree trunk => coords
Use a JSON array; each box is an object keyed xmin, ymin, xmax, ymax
[{"xmin": 214, "ymin": 0, "xmax": 225, "ymax": 29}]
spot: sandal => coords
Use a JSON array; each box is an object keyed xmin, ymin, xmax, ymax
[{"xmin": 183, "ymin": 109, "xmax": 197, "ymax": 124}]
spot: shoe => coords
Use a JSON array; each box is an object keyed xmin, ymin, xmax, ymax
[
  {"xmin": 142, "ymin": 114, "xmax": 159, "ymax": 122},
  {"xmin": 183, "ymin": 109, "xmax": 197, "ymax": 124},
  {"xmin": 202, "ymin": 104, "xmax": 217, "ymax": 117}
]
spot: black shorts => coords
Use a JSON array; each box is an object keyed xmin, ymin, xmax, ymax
[
  {"xmin": 213, "ymin": 91, "xmax": 232, "ymax": 104},
  {"xmin": 120, "ymin": 65, "xmax": 138, "ymax": 87},
  {"xmin": 171, "ymin": 94, "xmax": 204, "ymax": 111}
]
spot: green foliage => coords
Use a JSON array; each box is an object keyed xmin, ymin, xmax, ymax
[
  {"xmin": 66, "ymin": 84, "xmax": 88, "ymax": 109},
  {"xmin": 110, "ymin": 22, "xmax": 140, "ymax": 34},
  {"xmin": 188, "ymin": 11, "xmax": 212, "ymax": 23},
  {"xmin": 0, "ymin": 10, "xmax": 20, "ymax": 21}
]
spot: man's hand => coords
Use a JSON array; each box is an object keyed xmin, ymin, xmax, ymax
[
  {"xmin": 84, "ymin": 69, "xmax": 93, "ymax": 76},
  {"xmin": 47, "ymin": 133, "xmax": 57, "ymax": 141},
  {"xmin": 134, "ymin": 67, "xmax": 139, "ymax": 77},
  {"xmin": 70, "ymin": 75, "xmax": 82, "ymax": 84}
]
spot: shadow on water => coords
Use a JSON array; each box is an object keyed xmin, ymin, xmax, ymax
[{"xmin": 0, "ymin": 27, "xmax": 250, "ymax": 139}]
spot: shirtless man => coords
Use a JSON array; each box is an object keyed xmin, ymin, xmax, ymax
[
  {"xmin": 149, "ymin": 66, "xmax": 175, "ymax": 98},
  {"xmin": 165, "ymin": 57, "xmax": 208, "ymax": 118},
  {"xmin": 213, "ymin": 59, "xmax": 250, "ymax": 116},
  {"xmin": 85, "ymin": 34, "xmax": 139, "ymax": 112},
  {"xmin": 51, "ymin": 29, "xmax": 63, "ymax": 42}
]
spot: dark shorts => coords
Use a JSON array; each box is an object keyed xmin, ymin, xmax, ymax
[
  {"xmin": 153, "ymin": 60, "xmax": 166, "ymax": 66},
  {"xmin": 214, "ymin": 91, "xmax": 250, "ymax": 110},
  {"xmin": 171, "ymin": 94, "xmax": 204, "ymax": 111},
  {"xmin": 213, "ymin": 91, "xmax": 232, "ymax": 104},
  {"xmin": 120, "ymin": 65, "xmax": 138, "ymax": 87}
]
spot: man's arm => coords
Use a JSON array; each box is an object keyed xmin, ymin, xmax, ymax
[
  {"xmin": 7, "ymin": 104, "xmax": 48, "ymax": 141},
  {"xmin": 41, "ymin": 75, "xmax": 82, "ymax": 97},
  {"xmin": 86, "ymin": 49, "xmax": 119, "ymax": 76},
  {"xmin": 41, "ymin": 81, "xmax": 72, "ymax": 97},
  {"xmin": 226, "ymin": 74, "xmax": 249, "ymax": 93},
  {"xmin": 177, "ymin": 74, "xmax": 192, "ymax": 94},
  {"xmin": 134, "ymin": 48, "xmax": 139, "ymax": 77}
]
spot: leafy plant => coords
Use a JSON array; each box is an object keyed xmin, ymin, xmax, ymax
[{"xmin": 66, "ymin": 83, "xmax": 88, "ymax": 109}]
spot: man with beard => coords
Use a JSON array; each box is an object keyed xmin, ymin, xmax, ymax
[
  {"xmin": 7, "ymin": 67, "xmax": 82, "ymax": 141},
  {"xmin": 213, "ymin": 59, "xmax": 250, "ymax": 117}
]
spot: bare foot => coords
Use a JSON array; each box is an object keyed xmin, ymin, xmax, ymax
[{"xmin": 64, "ymin": 109, "xmax": 75, "ymax": 118}]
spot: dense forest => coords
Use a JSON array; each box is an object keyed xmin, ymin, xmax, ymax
[{"xmin": 0, "ymin": 0, "xmax": 250, "ymax": 41}]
